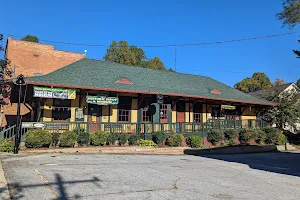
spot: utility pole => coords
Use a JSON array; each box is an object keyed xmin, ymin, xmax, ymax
[{"xmin": 14, "ymin": 74, "xmax": 25, "ymax": 154}]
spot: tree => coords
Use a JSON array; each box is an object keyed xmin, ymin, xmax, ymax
[
  {"xmin": 274, "ymin": 78, "xmax": 286, "ymax": 86},
  {"xmin": 293, "ymin": 40, "xmax": 300, "ymax": 58},
  {"xmin": 103, "ymin": 40, "xmax": 170, "ymax": 71},
  {"xmin": 0, "ymin": 34, "xmax": 12, "ymax": 99},
  {"xmin": 234, "ymin": 72, "xmax": 272, "ymax": 93},
  {"xmin": 276, "ymin": 0, "xmax": 300, "ymax": 29},
  {"xmin": 262, "ymin": 89, "xmax": 300, "ymax": 131},
  {"xmin": 296, "ymin": 78, "xmax": 300, "ymax": 88},
  {"xmin": 276, "ymin": 0, "xmax": 300, "ymax": 58},
  {"xmin": 21, "ymin": 35, "xmax": 39, "ymax": 43}
]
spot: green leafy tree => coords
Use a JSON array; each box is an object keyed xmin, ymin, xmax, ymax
[
  {"xmin": 262, "ymin": 89, "xmax": 300, "ymax": 131},
  {"xmin": 276, "ymin": 0, "xmax": 300, "ymax": 58},
  {"xmin": 103, "ymin": 40, "xmax": 170, "ymax": 71},
  {"xmin": 234, "ymin": 72, "xmax": 272, "ymax": 93},
  {"xmin": 276, "ymin": 0, "xmax": 300, "ymax": 29},
  {"xmin": 21, "ymin": 35, "xmax": 39, "ymax": 43},
  {"xmin": 296, "ymin": 78, "xmax": 300, "ymax": 87},
  {"xmin": 0, "ymin": 34, "xmax": 12, "ymax": 99}
]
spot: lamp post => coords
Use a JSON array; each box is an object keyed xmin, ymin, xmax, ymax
[{"xmin": 14, "ymin": 74, "xmax": 25, "ymax": 154}]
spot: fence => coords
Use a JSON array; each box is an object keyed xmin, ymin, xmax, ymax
[{"xmin": 0, "ymin": 119, "xmax": 268, "ymax": 141}]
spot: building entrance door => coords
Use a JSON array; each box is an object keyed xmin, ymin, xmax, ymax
[{"xmin": 88, "ymin": 104, "xmax": 102, "ymax": 133}]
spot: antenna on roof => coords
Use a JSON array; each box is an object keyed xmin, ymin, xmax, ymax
[{"xmin": 84, "ymin": 49, "xmax": 88, "ymax": 55}]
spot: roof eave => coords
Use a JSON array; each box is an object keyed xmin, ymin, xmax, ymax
[{"xmin": 26, "ymin": 81, "xmax": 275, "ymax": 107}]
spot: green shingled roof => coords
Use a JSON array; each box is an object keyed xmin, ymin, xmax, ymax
[{"xmin": 26, "ymin": 58, "xmax": 273, "ymax": 106}]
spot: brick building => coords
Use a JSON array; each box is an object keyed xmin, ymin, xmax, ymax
[{"xmin": 1, "ymin": 38, "xmax": 85, "ymax": 127}]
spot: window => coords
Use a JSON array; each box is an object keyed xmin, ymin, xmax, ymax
[
  {"xmin": 160, "ymin": 104, "xmax": 168, "ymax": 119},
  {"xmin": 193, "ymin": 103, "xmax": 202, "ymax": 122},
  {"xmin": 118, "ymin": 97, "xmax": 131, "ymax": 122},
  {"xmin": 52, "ymin": 99, "xmax": 71, "ymax": 121},
  {"xmin": 142, "ymin": 106, "xmax": 151, "ymax": 122}
]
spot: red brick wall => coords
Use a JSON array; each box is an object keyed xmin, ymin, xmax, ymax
[
  {"xmin": 2, "ymin": 38, "xmax": 86, "ymax": 127},
  {"xmin": 5, "ymin": 37, "xmax": 85, "ymax": 78}
]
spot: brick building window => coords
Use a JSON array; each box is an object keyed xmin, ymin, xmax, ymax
[
  {"xmin": 118, "ymin": 97, "xmax": 131, "ymax": 122},
  {"xmin": 52, "ymin": 99, "xmax": 71, "ymax": 121},
  {"xmin": 193, "ymin": 103, "xmax": 202, "ymax": 122}
]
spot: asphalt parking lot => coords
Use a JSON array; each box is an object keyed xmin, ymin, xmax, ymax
[{"xmin": 1, "ymin": 152, "xmax": 300, "ymax": 200}]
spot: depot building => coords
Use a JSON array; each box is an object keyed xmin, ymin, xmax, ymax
[{"xmin": 9, "ymin": 58, "xmax": 274, "ymax": 128}]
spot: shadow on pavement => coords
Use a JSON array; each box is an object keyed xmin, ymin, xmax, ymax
[
  {"xmin": 185, "ymin": 147, "xmax": 300, "ymax": 177},
  {"xmin": 3, "ymin": 173, "xmax": 102, "ymax": 200}
]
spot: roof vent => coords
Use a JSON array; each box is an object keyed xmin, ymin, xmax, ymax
[
  {"xmin": 211, "ymin": 89, "xmax": 221, "ymax": 95},
  {"xmin": 115, "ymin": 78, "xmax": 133, "ymax": 85}
]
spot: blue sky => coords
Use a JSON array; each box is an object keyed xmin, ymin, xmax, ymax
[{"xmin": 1, "ymin": 0, "xmax": 299, "ymax": 87}]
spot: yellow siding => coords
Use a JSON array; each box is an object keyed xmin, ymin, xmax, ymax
[
  {"xmin": 131, "ymin": 99, "xmax": 138, "ymax": 123},
  {"xmin": 172, "ymin": 111, "xmax": 176, "ymax": 123},
  {"xmin": 241, "ymin": 107, "xmax": 257, "ymax": 120},
  {"xmin": 110, "ymin": 105, "xmax": 117, "ymax": 122},
  {"xmin": 102, "ymin": 106, "xmax": 109, "ymax": 122},
  {"xmin": 43, "ymin": 99, "xmax": 53, "ymax": 122},
  {"xmin": 70, "ymin": 96, "xmax": 80, "ymax": 122},
  {"xmin": 190, "ymin": 112, "xmax": 193, "ymax": 122},
  {"xmin": 81, "ymin": 96, "xmax": 88, "ymax": 122}
]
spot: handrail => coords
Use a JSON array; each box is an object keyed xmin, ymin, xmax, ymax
[{"xmin": 0, "ymin": 125, "xmax": 17, "ymax": 140}]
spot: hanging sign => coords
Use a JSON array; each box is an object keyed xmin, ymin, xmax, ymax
[
  {"xmin": 33, "ymin": 86, "xmax": 76, "ymax": 99},
  {"xmin": 221, "ymin": 105, "xmax": 236, "ymax": 110},
  {"xmin": 86, "ymin": 95, "xmax": 118, "ymax": 105}
]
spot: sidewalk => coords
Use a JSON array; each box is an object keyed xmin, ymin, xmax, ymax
[
  {"xmin": 22, "ymin": 146, "xmax": 189, "ymax": 155},
  {"xmin": 0, "ymin": 161, "xmax": 10, "ymax": 200}
]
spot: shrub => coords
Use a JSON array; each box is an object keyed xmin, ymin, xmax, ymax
[
  {"xmin": 224, "ymin": 129, "xmax": 238, "ymax": 146},
  {"xmin": 25, "ymin": 129, "xmax": 52, "ymax": 148},
  {"xmin": 139, "ymin": 139, "xmax": 158, "ymax": 148},
  {"xmin": 90, "ymin": 131, "xmax": 107, "ymax": 146},
  {"xmin": 128, "ymin": 135, "xmax": 138, "ymax": 145},
  {"xmin": 252, "ymin": 129, "xmax": 266, "ymax": 145},
  {"xmin": 52, "ymin": 133, "xmax": 61, "ymax": 147},
  {"xmin": 0, "ymin": 139, "xmax": 14, "ymax": 152},
  {"xmin": 118, "ymin": 134, "xmax": 128, "ymax": 146},
  {"xmin": 263, "ymin": 127, "xmax": 278, "ymax": 144},
  {"xmin": 186, "ymin": 136, "xmax": 202, "ymax": 148},
  {"xmin": 167, "ymin": 134, "xmax": 184, "ymax": 147},
  {"xmin": 59, "ymin": 131, "xmax": 78, "ymax": 147},
  {"xmin": 152, "ymin": 131, "xmax": 166, "ymax": 145},
  {"xmin": 77, "ymin": 131, "xmax": 90, "ymax": 146},
  {"xmin": 207, "ymin": 129, "xmax": 223, "ymax": 145},
  {"xmin": 107, "ymin": 133, "xmax": 119, "ymax": 145},
  {"xmin": 238, "ymin": 129, "xmax": 252, "ymax": 145},
  {"xmin": 276, "ymin": 132, "xmax": 286, "ymax": 145}
]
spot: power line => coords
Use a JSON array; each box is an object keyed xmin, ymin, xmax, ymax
[{"xmin": 2, "ymin": 31, "xmax": 299, "ymax": 48}]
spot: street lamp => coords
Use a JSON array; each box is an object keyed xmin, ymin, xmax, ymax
[{"xmin": 14, "ymin": 74, "xmax": 25, "ymax": 154}]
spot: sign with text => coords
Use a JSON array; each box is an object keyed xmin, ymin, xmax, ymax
[
  {"xmin": 34, "ymin": 87, "xmax": 76, "ymax": 99},
  {"xmin": 86, "ymin": 96, "xmax": 118, "ymax": 105},
  {"xmin": 221, "ymin": 105, "xmax": 236, "ymax": 110}
]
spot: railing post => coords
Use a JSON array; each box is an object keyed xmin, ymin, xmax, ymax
[
  {"xmin": 136, "ymin": 123, "xmax": 139, "ymax": 135},
  {"xmin": 144, "ymin": 123, "xmax": 146, "ymax": 140},
  {"xmin": 77, "ymin": 123, "xmax": 80, "ymax": 135},
  {"xmin": 110, "ymin": 123, "xmax": 112, "ymax": 133}
]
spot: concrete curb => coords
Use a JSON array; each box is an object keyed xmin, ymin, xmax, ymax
[
  {"xmin": 19, "ymin": 145, "xmax": 282, "ymax": 155},
  {"xmin": 184, "ymin": 145, "xmax": 278, "ymax": 156},
  {"xmin": 0, "ymin": 161, "xmax": 10, "ymax": 200}
]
